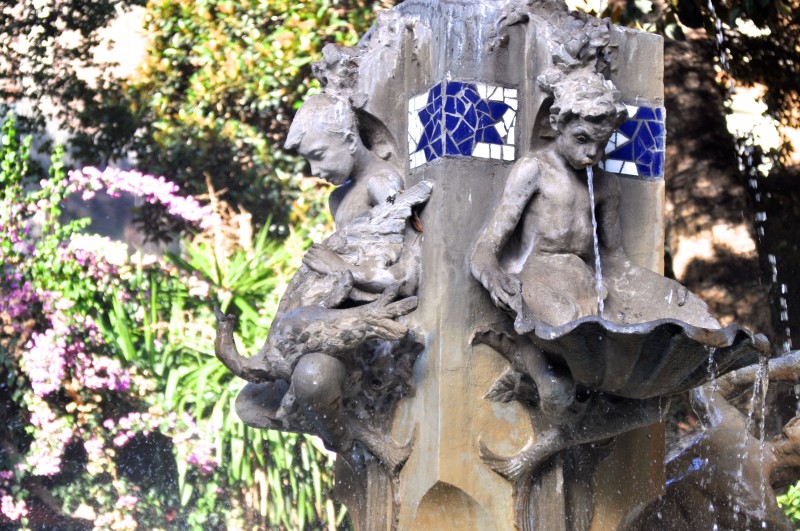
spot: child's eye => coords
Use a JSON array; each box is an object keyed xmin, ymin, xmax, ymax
[{"xmin": 574, "ymin": 135, "xmax": 588, "ymax": 144}]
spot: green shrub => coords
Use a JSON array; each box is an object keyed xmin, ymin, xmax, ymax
[
  {"xmin": 0, "ymin": 114, "xmax": 340, "ymax": 529},
  {"xmin": 128, "ymin": 0, "xmax": 381, "ymax": 230}
]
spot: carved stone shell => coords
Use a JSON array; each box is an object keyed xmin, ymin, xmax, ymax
[{"xmin": 517, "ymin": 316, "xmax": 771, "ymax": 400}]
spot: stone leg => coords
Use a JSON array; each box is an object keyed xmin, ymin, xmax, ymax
[
  {"xmin": 292, "ymin": 353, "xmax": 352, "ymax": 448},
  {"xmin": 482, "ymin": 394, "xmax": 668, "ymax": 482},
  {"xmin": 293, "ymin": 353, "xmax": 411, "ymax": 472},
  {"xmin": 474, "ymin": 330, "xmax": 575, "ymax": 418}
]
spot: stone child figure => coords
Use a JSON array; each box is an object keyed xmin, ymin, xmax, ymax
[
  {"xmin": 471, "ymin": 70, "xmax": 632, "ymax": 420},
  {"xmin": 470, "ymin": 70, "xmax": 718, "ymax": 479},
  {"xmin": 472, "ymin": 70, "xmax": 718, "ymax": 330},
  {"xmin": 284, "ymin": 93, "xmax": 402, "ymax": 228},
  {"xmin": 217, "ymin": 94, "xmax": 427, "ymax": 473},
  {"xmin": 284, "ymin": 94, "xmax": 421, "ymax": 304}
]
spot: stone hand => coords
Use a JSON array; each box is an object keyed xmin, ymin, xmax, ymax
[
  {"xmin": 483, "ymin": 269, "xmax": 520, "ymax": 312},
  {"xmin": 302, "ymin": 243, "xmax": 348, "ymax": 275}
]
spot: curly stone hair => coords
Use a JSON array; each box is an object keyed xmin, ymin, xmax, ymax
[
  {"xmin": 537, "ymin": 69, "xmax": 627, "ymax": 131},
  {"xmin": 284, "ymin": 94, "xmax": 359, "ymax": 150}
]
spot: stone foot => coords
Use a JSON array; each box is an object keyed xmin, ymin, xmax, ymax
[
  {"xmin": 479, "ymin": 428, "xmax": 564, "ymax": 482},
  {"xmin": 351, "ymin": 421, "xmax": 414, "ymax": 474}
]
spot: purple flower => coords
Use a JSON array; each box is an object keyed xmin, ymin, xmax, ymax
[
  {"xmin": 115, "ymin": 495, "xmax": 138, "ymax": 510},
  {"xmin": 21, "ymin": 330, "xmax": 66, "ymax": 397},
  {"xmin": 74, "ymin": 354, "xmax": 132, "ymax": 392},
  {"xmin": 25, "ymin": 395, "xmax": 73, "ymax": 477},
  {"xmin": 67, "ymin": 167, "xmax": 220, "ymax": 230}
]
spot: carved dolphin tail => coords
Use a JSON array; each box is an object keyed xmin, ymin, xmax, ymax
[{"xmin": 214, "ymin": 308, "xmax": 278, "ymax": 383}]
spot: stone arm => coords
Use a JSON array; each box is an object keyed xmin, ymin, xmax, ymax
[
  {"xmin": 470, "ymin": 156, "xmax": 541, "ymax": 311},
  {"xmin": 327, "ymin": 170, "xmax": 403, "ymax": 227},
  {"xmin": 329, "ymin": 185, "xmax": 347, "ymax": 223},
  {"xmin": 304, "ymin": 169, "xmax": 411, "ymax": 293}
]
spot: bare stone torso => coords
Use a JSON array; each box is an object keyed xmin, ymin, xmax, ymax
[
  {"xmin": 518, "ymin": 149, "xmax": 595, "ymax": 264},
  {"xmin": 506, "ymin": 149, "xmax": 601, "ymax": 325}
]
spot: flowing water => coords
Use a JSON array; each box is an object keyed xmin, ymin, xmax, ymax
[
  {"xmin": 708, "ymin": 0, "xmax": 793, "ymax": 352},
  {"xmin": 740, "ymin": 140, "xmax": 794, "ymax": 353},
  {"xmin": 705, "ymin": 4, "xmax": 780, "ymax": 524},
  {"xmin": 586, "ymin": 166, "xmax": 604, "ymax": 315}
]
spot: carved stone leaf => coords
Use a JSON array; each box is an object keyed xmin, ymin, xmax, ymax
[{"xmin": 485, "ymin": 368, "xmax": 538, "ymax": 405}]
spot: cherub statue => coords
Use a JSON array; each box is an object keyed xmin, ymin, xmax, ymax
[
  {"xmin": 281, "ymin": 93, "xmax": 422, "ymax": 309},
  {"xmin": 216, "ymin": 94, "xmax": 428, "ymax": 473},
  {"xmin": 470, "ymin": 69, "xmax": 741, "ymax": 485},
  {"xmin": 284, "ymin": 93, "xmax": 403, "ymax": 228},
  {"xmin": 471, "ymin": 70, "xmax": 718, "ymax": 330}
]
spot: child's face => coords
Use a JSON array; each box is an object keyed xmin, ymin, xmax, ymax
[
  {"xmin": 556, "ymin": 118, "xmax": 615, "ymax": 170},
  {"xmin": 297, "ymin": 126, "xmax": 356, "ymax": 185}
]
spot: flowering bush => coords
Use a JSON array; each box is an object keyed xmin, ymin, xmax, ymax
[{"xmin": 0, "ymin": 115, "xmax": 340, "ymax": 529}]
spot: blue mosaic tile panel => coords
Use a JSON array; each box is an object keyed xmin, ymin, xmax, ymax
[
  {"xmin": 408, "ymin": 81, "xmax": 517, "ymax": 169},
  {"xmin": 599, "ymin": 104, "xmax": 665, "ymax": 180}
]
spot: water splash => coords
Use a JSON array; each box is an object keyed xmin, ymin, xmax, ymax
[
  {"xmin": 706, "ymin": 346, "xmax": 718, "ymax": 398},
  {"xmin": 705, "ymin": 4, "xmax": 790, "ymax": 520},
  {"xmin": 740, "ymin": 140, "xmax": 794, "ymax": 353},
  {"xmin": 739, "ymin": 354, "xmax": 770, "ymax": 524},
  {"xmin": 756, "ymin": 355, "xmax": 770, "ymax": 517},
  {"xmin": 708, "ymin": 1, "xmax": 793, "ymax": 353},
  {"xmin": 586, "ymin": 166, "xmax": 604, "ymax": 315}
]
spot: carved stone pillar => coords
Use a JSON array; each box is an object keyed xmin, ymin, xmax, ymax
[
  {"xmin": 220, "ymin": 1, "xmax": 767, "ymax": 529},
  {"xmin": 331, "ymin": 1, "xmax": 666, "ymax": 528}
]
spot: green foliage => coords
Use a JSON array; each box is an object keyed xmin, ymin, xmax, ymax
[
  {"xmin": 581, "ymin": 0, "xmax": 800, "ymax": 131},
  {"xmin": 127, "ymin": 0, "xmax": 382, "ymax": 229},
  {"xmin": 163, "ymin": 216, "xmax": 344, "ymax": 528},
  {"xmin": 778, "ymin": 482, "xmax": 800, "ymax": 524},
  {"xmin": 0, "ymin": 0, "xmax": 143, "ymax": 159},
  {"xmin": 1, "ymin": 0, "xmax": 389, "ymax": 233},
  {"xmin": 0, "ymin": 114, "xmax": 341, "ymax": 528}
]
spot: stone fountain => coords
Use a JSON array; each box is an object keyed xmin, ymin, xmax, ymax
[{"xmin": 213, "ymin": 0, "xmax": 791, "ymax": 528}]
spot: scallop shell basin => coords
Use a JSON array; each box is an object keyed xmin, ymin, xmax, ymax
[{"xmin": 515, "ymin": 316, "xmax": 771, "ymax": 400}]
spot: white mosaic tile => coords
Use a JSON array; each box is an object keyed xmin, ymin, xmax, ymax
[
  {"xmin": 620, "ymin": 161, "xmax": 638, "ymax": 176},
  {"xmin": 473, "ymin": 142, "xmax": 491, "ymax": 159},
  {"xmin": 410, "ymin": 150, "xmax": 426, "ymax": 169},
  {"xmin": 601, "ymin": 159, "xmax": 622, "ymax": 173},
  {"xmin": 502, "ymin": 108, "xmax": 515, "ymax": 129},
  {"xmin": 475, "ymin": 82, "xmax": 489, "ymax": 100},
  {"xmin": 408, "ymin": 112, "xmax": 423, "ymax": 144}
]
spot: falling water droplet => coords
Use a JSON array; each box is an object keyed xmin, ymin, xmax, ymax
[
  {"xmin": 705, "ymin": 0, "xmax": 735, "ymax": 99},
  {"xmin": 707, "ymin": 346, "xmax": 718, "ymax": 399},
  {"xmin": 741, "ymin": 145, "xmax": 793, "ymax": 352}
]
